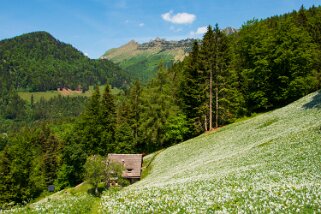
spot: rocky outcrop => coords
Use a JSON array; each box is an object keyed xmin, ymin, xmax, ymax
[{"xmin": 138, "ymin": 38, "xmax": 195, "ymax": 52}]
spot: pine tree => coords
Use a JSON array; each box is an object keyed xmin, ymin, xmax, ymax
[
  {"xmin": 214, "ymin": 24, "xmax": 229, "ymax": 127},
  {"xmin": 38, "ymin": 126, "xmax": 60, "ymax": 186},
  {"xmin": 200, "ymin": 26, "xmax": 215, "ymax": 130},
  {"xmin": 78, "ymin": 85, "xmax": 102, "ymax": 155},
  {"xmin": 179, "ymin": 41, "xmax": 206, "ymax": 135},
  {"xmin": 128, "ymin": 80, "xmax": 143, "ymax": 143},
  {"xmin": 140, "ymin": 64, "xmax": 178, "ymax": 151},
  {"xmin": 100, "ymin": 84, "xmax": 116, "ymax": 154}
]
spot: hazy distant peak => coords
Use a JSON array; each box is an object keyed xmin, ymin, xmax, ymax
[{"xmin": 222, "ymin": 27, "xmax": 238, "ymax": 35}]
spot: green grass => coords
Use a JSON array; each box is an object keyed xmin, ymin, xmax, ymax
[
  {"xmin": 4, "ymin": 91, "xmax": 321, "ymax": 213},
  {"xmin": 119, "ymin": 52, "xmax": 174, "ymax": 83},
  {"xmin": 141, "ymin": 149, "xmax": 164, "ymax": 179},
  {"xmin": 18, "ymin": 85, "xmax": 123, "ymax": 103},
  {"xmin": 19, "ymin": 91, "xmax": 60, "ymax": 103},
  {"xmin": 99, "ymin": 91, "xmax": 321, "ymax": 213},
  {"xmin": 2, "ymin": 183, "xmax": 101, "ymax": 214}
]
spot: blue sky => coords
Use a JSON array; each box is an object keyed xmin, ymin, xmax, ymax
[{"xmin": 1, "ymin": 0, "xmax": 320, "ymax": 58}]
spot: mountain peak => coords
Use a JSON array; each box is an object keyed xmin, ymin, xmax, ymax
[
  {"xmin": 138, "ymin": 38, "xmax": 195, "ymax": 50},
  {"xmin": 223, "ymin": 27, "xmax": 238, "ymax": 35},
  {"xmin": 127, "ymin": 40, "xmax": 138, "ymax": 45},
  {"xmin": 100, "ymin": 37, "xmax": 196, "ymax": 83}
]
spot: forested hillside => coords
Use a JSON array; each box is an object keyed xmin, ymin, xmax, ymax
[
  {"xmin": 177, "ymin": 5, "xmax": 321, "ymax": 135},
  {"xmin": 4, "ymin": 83, "xmax": 321, "ymax": 213},
  {"xmin": 0, "ymin": 31, "xmax": 129, "ymax": 92},
  {"xmin": 0, "ymin": 31, "xmax": 129, "ymax": 122},
  {"xmin": 1, "ymin": 5, "xmax": 321, "ymax": 210}
]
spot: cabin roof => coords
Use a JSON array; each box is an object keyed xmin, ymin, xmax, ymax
[{"xmin": 108, "ymin": 154, "xmax": 143, "ymax": 179}]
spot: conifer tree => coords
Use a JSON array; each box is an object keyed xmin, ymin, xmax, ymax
[
  {"xmin": 200, "ymin": 25, "xmax": 215, "ymax": 130},
  {"xmin": 82, "ymin": 85, "xmax": 102, "ymax": 155},
  {"xmin": 100, "ymin": 85, "xmax": 116, "ymax": 154},
  {"xmin": 140, "ymin": 64, "xmax": 176, "ymax": 151},
  {"xmin": 179, "ymin": 41, "xmax": 206, "ymax": 135},
  {"xmin": 128, "ymin": 80, "xmax": 143, "ymax": 145}
]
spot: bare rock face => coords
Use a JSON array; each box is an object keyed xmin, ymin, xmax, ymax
[
  {"xmin": 101, "ymin": 38, "xmax": 197, "ymax": 63},
  {"xmin": 137, "ymin": 38, "xmax": 195, "ymax": 51},
  {"xmin": 101, "ymin": 27, "xmax": 237, "ymax": 60}
]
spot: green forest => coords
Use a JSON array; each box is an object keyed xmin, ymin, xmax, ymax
[
  {"xmin": 1, "ymin": 5, "xmax": 321, "ymax": 207},
  {"xmin": 0, "ymin": 31, "xmax": 129, "ymax": 92}
]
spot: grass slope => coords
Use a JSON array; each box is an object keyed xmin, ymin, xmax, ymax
[
  {"xmin": 117, "ymin": 52, "xmax": 174, "ymax": 83},
  {"xmin": 18, "ymin": 86, "xmax": 123, "ymax": 103},
  {"xmin": 3, "ymin": 91, "xmax": 321, "ymax": 213},
  {"xmin": 100, "ymin": 91, "xmax": 321, "ymax": 213},
  {"xmin": 103, "ymin": 41, "xmax": 187, "ymax": 84},
  {"xmin": 2, "ymin": 183, "xmax": 98, "ymax": 214}
]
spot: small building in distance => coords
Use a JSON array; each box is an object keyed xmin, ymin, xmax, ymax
[{"xmin": 108, "ymin": 154, "xmax": 143, "ymax": 184}]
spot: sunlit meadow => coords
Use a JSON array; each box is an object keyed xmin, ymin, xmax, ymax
[
  {"xmin": 3, "ymin": 91, "xmax": 321, "ymax": 213},
  {"xmin": 100, "ymin": 91, "xmax": 321, "ymax": 213}
]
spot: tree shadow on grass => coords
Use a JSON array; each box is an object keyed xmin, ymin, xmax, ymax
[{"xmin": 302, "ymin": 90, "xmax": 321, "ymax": 109}]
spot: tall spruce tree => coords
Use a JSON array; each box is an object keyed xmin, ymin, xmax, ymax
[
  {"xmin": 212, "ymin": 24, "xmax": 231, "ymax": 128},
  {"xmin": 82, "ymin": 85, "xmax": 102, "ymax": 155},
  {"xmin": 100, "ymin": 85, "xmax": 116, "ymax": 154},
  {"xmin": 200, "ymin": 26, "xmax": 215, "ymax": 130},
  {"xmin": 115, "ymin": 100, "xmax": 135, "ymax": 153},
  {"xmin": 179, "ymin": 41, "xmax": 206, "ymax": 135},
  {"xmin": 140, "ymin": 63, "xmax": 183, "ymax": 151},
  {"xmin": 128, "ymin": 80, "xmax": 143, "ymax": 143}
]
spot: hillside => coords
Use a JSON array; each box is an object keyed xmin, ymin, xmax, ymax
[
  {"xmin": 18, "ymin": 85, "xmax": 123, "ymax": 103},
  {"xmin": 7, "ymin": 91, "xmax": 321, "ymax": 213},
  {"xmin": 0, "ymin": 31, "xmax": 129, "ymax": 91},
  {"xmin": 101, "ymin": 27, "xmax": 238, "ymax": 84},
  {"xmin": 101, "ymin": 38, "xmax": 195, "ymax": 83},
  {"xmin": 105, "ymin": 91, "xmax": 321, "ymax": 212}
]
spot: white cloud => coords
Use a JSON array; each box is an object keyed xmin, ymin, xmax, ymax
[
  {"xmin": 190, "ymin": 26, "xmax": 208, "ymax": 36},
  {"xmin": 139, "ymin": 23, "xmax": 145, "ymax": 27},
  {"xmin": 161, "ymin": 11, "xmax": 196, "ymax": 24},
  {"xmin": 195, "ymin": 26, "xmax": 207, "ymax": 34}
]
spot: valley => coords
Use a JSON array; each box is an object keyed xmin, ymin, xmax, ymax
[{"xmin": 1, "ymin": 3, "xmax": 321, "ymax": 213}]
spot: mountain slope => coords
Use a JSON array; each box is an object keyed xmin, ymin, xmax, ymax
[
  {"xmin": 8, "ymin": 91, "xmax": 321, "ymax": 213},
  {"xmin": 0, "ymin": 31, "xmax": 128, "ymax": 91},
  {"xmin": 101, "ymin": 27, "xmax": 238, "ymax": 84},
  {"xmin": 100, "ymin": 91, "xmax": 321, "ymax": 212},
  {"xmin": 101, "ymin": 38, "xmax": 195, "ymax": 83}
]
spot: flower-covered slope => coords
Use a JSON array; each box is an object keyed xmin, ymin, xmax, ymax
[
  {"xmin": 3, "ymin": 91, "xmax": 321, "ymax": 213},
  {"xmin": 101, "ymin": 91, "xmax": 321, "ymax": 213}
]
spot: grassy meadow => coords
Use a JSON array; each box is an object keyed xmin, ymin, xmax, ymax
[
  {"xmin": 3, "ymin": 91, "xmax": 321, "ymax": 213},
  {"xmin": 18, "ymin": 86, "xmax": 123, "ymax": 103},
  {"xmin": 98, "ymin": 91, "xmax": 321, "ymax": 213}
]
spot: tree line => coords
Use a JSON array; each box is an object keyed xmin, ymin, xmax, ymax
[{"xmin": 180, "ymin": 5, "xmax": 321, "ymax": 134}]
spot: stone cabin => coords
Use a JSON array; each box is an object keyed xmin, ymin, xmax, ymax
[{"xmin": 107, "ymin": 154, "xmax": 143, "ymax": 184}]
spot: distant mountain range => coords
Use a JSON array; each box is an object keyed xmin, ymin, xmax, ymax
[
  {"xmin": 0, "ymin": 32, "xmax": 129, "ymax": 92},
  {"xmin": 0, "ymin": 28, "xmax": 238, "ymax": 91},
  {"xmin": 101, "ymin": 38, "xmax": 196, "ymax": 83},
  {"xmin": 101, "ymin": 27, "xmax": 237, "ymax": 83}
]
